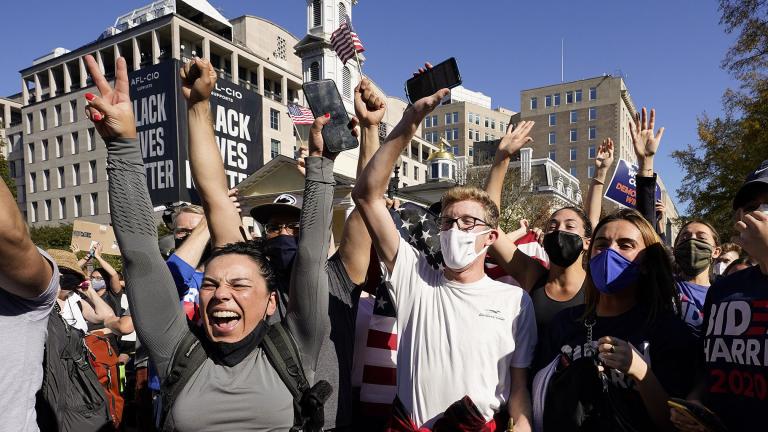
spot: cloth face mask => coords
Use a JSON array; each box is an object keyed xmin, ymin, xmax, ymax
[
  {"xmin": 674, "ymin": 238, "xmax": 714, "ymax": 277},
  {"xmin": 543, "ymin": 230, "xmax": 584, "ymax": 268},
  {"xmin": 589, "ymin": 248, "xmax": 640, "ymax": 294},
  {"xmin": 439, "ymin": 227, "xmax": 491, "ymax": 271}
]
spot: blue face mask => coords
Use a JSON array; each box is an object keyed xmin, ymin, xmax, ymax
[{"xmin": 589, "ymin": 248, "xmax": 640, "ymax": 294}]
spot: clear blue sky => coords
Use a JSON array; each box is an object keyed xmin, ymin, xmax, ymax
[{"xmin": 0, "ymin": 0, "xmax": 738, "ymax": 214}]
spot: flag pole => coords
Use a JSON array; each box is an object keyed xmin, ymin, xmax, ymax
[
  {"xmin": 291, "ymin": 121, "xmax": 306, "ymax": 154},
  {"xmin": 354, "ymin": 50, "xmax": 364, "ymax": 79}
]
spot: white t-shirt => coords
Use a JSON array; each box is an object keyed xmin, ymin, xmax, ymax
[
  {"xmin": 120, "ymin": 293, "xmax": 137, "ymax": 342},
  {"xmin": 384, "ymin": 238, "xmax": 537, "ymax": 428},
  {"xmin": 59, "ymin": 292, "xmax": 88, "ymax": 334}
]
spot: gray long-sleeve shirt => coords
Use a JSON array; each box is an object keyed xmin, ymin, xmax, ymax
[{"xmin": 105, "ymin": 137, "xmax": 333, "ymax": 431}]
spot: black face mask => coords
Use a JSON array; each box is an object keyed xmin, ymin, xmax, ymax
[
  {"xmin": 265, "ymin": 235, "xmax": 298, "ymax": 274},
  {"xmin": 543, "ymin": 230, "xmax": 584, "ymax": 268}
]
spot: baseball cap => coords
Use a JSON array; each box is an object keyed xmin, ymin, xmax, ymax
[
  {"xmin": 46, "ymin": 249, "xmax": 86, "ymax": 280},
  {"xmin": 733, "ymin": 160, "xmax": 768, "ymax": 210},
  {"xmin": 250, "ymin": 193, "xmax": 303, "ymax": 225}
]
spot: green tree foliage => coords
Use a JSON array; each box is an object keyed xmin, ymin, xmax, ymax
[
  {"xmin": 30, "ymin": 224, "xmax": 75, "ymax": 250},
  {"xmin": 672, "ymin": 0, "xmax": 768, "ymax": 238}
]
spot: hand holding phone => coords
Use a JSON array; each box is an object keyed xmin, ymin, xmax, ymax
[
  {"xmin": 302, "ymin": 79, "xmax": 359, "ymax": 154},
  {"xmin": 405, "ymin": 58, "xmax": 462, "ymax": 104}
]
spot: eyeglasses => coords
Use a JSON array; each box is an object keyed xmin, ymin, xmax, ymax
[
  {"xmin": 436, "ymin": 216, "xmax": 488, "ymax": 232},
  {"xmin": 264, "ymin": 223, "xmax": 300, "ymax": 235}
]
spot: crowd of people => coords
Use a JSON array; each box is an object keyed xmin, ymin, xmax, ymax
[{"xmin": 1, "ymin": 53, "xmax": 767, "ymax": 432}]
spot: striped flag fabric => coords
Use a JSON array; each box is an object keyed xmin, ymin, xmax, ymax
[
  {"xmin": 287, "ymin": 103, "xmax": 315, "ymax": 125},
  {"xmin": 330, "ymin": 16, "xmax": 365, "ymax": 65},
  {"xmin": 485, "ymin": 231, "xmax": 550, "ymax": 286},
  {"xmin": 359, "ymin": 202, "xmax": 442, "ymax": 419}
]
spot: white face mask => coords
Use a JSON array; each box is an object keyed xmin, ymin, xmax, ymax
[
  {"xmin": 713, "ymin": 261, "xmax": 729, "ymax": 276},
  {"xmin": 439, "ymin": 227, "xmax": 491, "ymax": 271},
  {"xmin": 90, "ymin": 279, "xmax": 106, "ymax": 291}
]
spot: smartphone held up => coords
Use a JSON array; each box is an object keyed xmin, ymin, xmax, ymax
[
  {"xmin": 405, "ymin": 57, "xmax": 462, "ymax": 104},
  {"xmin": 302, "ymin": 79, "xmax": 360, "ymax": 154}
]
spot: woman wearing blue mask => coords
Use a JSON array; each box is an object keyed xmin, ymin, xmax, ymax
[{"xmin": 533, "ymin": 209, "xmax": 698, "ymax": 432}]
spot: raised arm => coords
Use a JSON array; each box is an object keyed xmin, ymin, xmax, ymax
[
  {"xmin": 286, "ymin": 114, "xmax": 349, "ymax": 370},
  {"xmin": 84, "ymin": 55, "xmax": 187, "ymax": 378},
  {"xmin": 585, "ymin": 138, "xmax": 614, "ymax": 229},
  {"xmin": 0, "ymin": 166, "xmax": 53, "ymax": 299},
  {"xmin": 352, "ymin": 65, "xmax": 448, "ymax": 272},
  {"xmin": 180, "ymin": 58, "xmax": 243, "ymax": 247},
  {"xmin": 92, "ymin": 243, "xmax": 122, "ymax": 290},
  {"xmin": 630, "ymin": 107, "xmax": 664, "ymax": 227},
  {"xmin": 484, "ymin": 121, "xmax": 545, "ymax": 292},
  {"xmin": 78, "ymin": 285, "xmax": 118, "ymax": 325},
  {"xmin": 338, "ymin": 78, "xmax": 386, "ymax": 285}
]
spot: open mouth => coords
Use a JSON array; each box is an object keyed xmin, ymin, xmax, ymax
[{"xmin": 209, "ymin": 310, "xmax": 242, "ymax": 334}]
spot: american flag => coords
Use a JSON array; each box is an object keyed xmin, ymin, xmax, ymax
[
  {"xmin": 359, "ymin": 202, "xmax": 442, "ymax": 419},
  {"xmin": 330, "ymin": 16, "xmax": 365, "ymax": 65},
  {"xmin": 287, "ymin": 104, "xmax": 314, "ymax": 125}
]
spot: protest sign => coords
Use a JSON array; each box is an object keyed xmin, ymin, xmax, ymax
[
  {"xmin": 605, "ymin": 159, "xmax": 662, "ymax": 208},
  {"xmin": 71, "ymin": 219, "xmax": 121, "ymax": 256}
]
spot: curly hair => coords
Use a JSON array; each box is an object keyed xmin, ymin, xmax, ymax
[{"xmin": 206, "ymin": 240, "xmax": 278, "ymax": 292}]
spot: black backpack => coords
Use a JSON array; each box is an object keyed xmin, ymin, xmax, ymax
[
  {"xmin": 36, "ymin": 304, "xmax": 113, "ymax": 432},
  {"xmin": 160, "ymin": 322, "xmax": 332, "ymax": 432}
]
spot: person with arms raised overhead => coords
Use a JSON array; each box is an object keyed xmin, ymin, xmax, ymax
[
  {"xmin": 82, "ymin": 54, "xmax": 342, "ymax": 431},
  {"xmin": 352, "ymin": 63, "xmax": 537, "ymax": 431}
]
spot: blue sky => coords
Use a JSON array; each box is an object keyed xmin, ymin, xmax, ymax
[{"xmin": 0, "ymin": 0, "xmax": 738, "ymax": 213}]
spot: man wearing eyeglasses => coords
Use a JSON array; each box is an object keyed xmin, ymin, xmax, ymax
[{"xmin": 352, "ymin": 81, "xmax": 536, "ymax": 430}]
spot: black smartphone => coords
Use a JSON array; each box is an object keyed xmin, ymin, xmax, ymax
[
  {"xmin": 405, "ymin": 57, "xmax": 462, "ymax": 104},
  {"xmin": 302, "ymin": 79, "xmax": 359, "ymax": 153}
]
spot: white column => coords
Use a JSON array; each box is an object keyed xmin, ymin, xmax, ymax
[
  {"xmin": 256, "ymin": 64, "xmax": 264, "ymax": 95},
  {"xmin": 202, "ymin": 38, "xmax": 210, "ymax": 60},
  {"xmin": 171, "ymin": 23, "xmax": 181, "ymax": 60},
  {"xmin": 79, "ymin": 57, "xmax": 88, "ymax": 88},
  {"xmin": 132, "ymin": 38, "xmax": 141, "ymax": 71},
  {"xmin": 22, "ymin": 78, "xmax": 29, "ymax": 105},
  {"xmin": 34, "ymin": 74, "xmax": 42, "ymax": 102},
  {"xmin": 96, "ymin": 51, "xmax": 105, "ymax": 75},
  {"xmin": 63, "ymin": 62, "xmax": 72, "ymax": 93},
  {"xmin": 281, "ymin": 76, "xmax": 288, "ymax": 104},
  {"xmin": 231, "ymin": 53, "xmax": 239, "ymax": 83},
  {"xmin": 151, "ymin": 30, "xmax": 160, "ymax": 64},
  {"xmin": 48, "ymin": 69, "xmax": 56, "ymax": 98}
]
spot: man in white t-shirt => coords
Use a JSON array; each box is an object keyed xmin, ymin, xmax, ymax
[{"xmin": 352, "ymin": 75, "xmax": 537, "ymax": 430}]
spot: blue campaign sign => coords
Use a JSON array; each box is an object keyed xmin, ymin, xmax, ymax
[{"xmin": 604, "ymin": 159, "xmax": 662, "ymax": 208}]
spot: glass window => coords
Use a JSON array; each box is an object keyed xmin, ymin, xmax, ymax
[
  {"xmin": 433, "ymin": 115, "xmax": 439, "ymax": 126},
  {"xmin": 545, "ymin": 95, "xmax": 552, "ymax": 107},
  {"xmin": 589, "ymin": 126, "xmax": 596, "ymax": 140},
  {"xmin": 29, "ymin": 172, "xmax": 36, "ymax": 193},
  {"xmin": 70, "ymin": 100, "xmax": 77, "ymax": 122},
  {"xmin": 74, "ymin": 195, "xmax": 81, "ymax": 218},
  {"xmin": 491, "ymin": 120, "xmax": 496, "ymax": 129},
  {"xmin": 453, "ymin": 112, "xmax": 459, "ymax": 123},
  {"xmin": 72, "ymin": 164, "xmax": 80, "ymax": 186},
  {"xmin": 57, "ymin": 167, "xmax": 64, "ymax": 188},
  {"xmin": 566, "ymin": 91, "xmax": 573, "ymax": 104},
  {"xmin": 588, "ymin": 165, "xmax": 596, "ymax": 178},
  {"xmin": 453, "ymin": 128, "xmax": 459, "ymax": 140},
  {"xmin": 55, "ymin": 136, "xmax": 62, "ymax": 158},
  {"xmin": 44, "ymin": 199, "xmax": 51, "ymax": 221},
  {"xmin": 468, "ymin": 113, "xmax": 473, "ymax": 123},
  {"xmin": 570, "ymin": 167, "xmax": 578, "ymax": 177},
  {"xmin": 570, "ymin": 111, "xmax": 578, "ymax": 123},
  {"xmin": 402, "ymin": 161, "xmax": 408, "ymax": 176},
  {"xmin": 58, "ymin": 198, "xmax": 66, "ymax": 220},
  {"xmin": 441, "ymin": 163, "xmax": 449, "ymax": 178},
  {"xmin": 40, "ymin": 110, "xmax": 47, "ymax": 131},
  {"xmin": 28, "ymin": 142, "xmax": 35, "ymax": 163},
  {"xmin": 87, "ymin": 128, "xmax": 95, "ymax": 151},
  {"xmin": 431, "ymin": 163, "xmax": 439, "ymax": 179},
  {"xmin": 468, "ymin": 129, "xmax": 473, "ymax": 140},
  {"xmin": 549, "ymin": 132, "xmax": 556, "ymax": 145},
  {"xmin": 553, "ymin": 93, "xmax": 561, "ymax": 106},
  {"xmin": 570, "ymin": 148, "xmax": 577, "ymax": 161},
  {"xmin": 589, "ymin": 107, "xmax": 597, "ymax": 121},
  {"xmin": 474, "ymin": 115, "xmax": 479, "ymax": 125},
  {"xmin": 43, "ymin": 170, "xmax": 49, "ymax": 191},
  {"xmin": 271, "ymin": 139, "xmax": 281, "ymax": 158},
  {"xmin": 89, "ymin": 160, "xmax": 97, "ymax": 183},
  {"xmin": 590, "ymin": 87, "xmax": 597, "ymax": 100},
  {"xmin": 31, "ymin": 202, "xmax": 38, "ymax": 223},
  {"xmin": 549, "ymin": 113, "xmax": 556, "ymax": 126},
  {"xmin": 41, "ymin": 139, "xmax": 48, "ymax": 161},
  {"xmin": 575, "ymin": 89, "xmax": 583, "ymax": 102},
  {"xmin": 90, "ymin": 193, "xmax": 98, "ymax": 216},
  {"xmin": 270, "ymin": 109, "xmax": 280, "ymax": 130},
  {"xmin": 485, "ymin": 118, "xmax": 489, "ymax": 128},
  {"xmin": 530, "ymin": 97, "xmax": 538, "ymax": 110},
  {"xmin": 549, "ymin": 150, "xmax": 556, "ymax": 161},
  {"xmin": 425, "ymin": 117, "xmax": 431, "ymax": 128},
  {"xmin": 588, "ymin": 145, "xmax": 596, "ymax": 159},
  {"xmin": 54, "ymin": 105, "xmax": 61, "ymax": 127},
  {"xmin": 71, "ymin": 132, "xmax": 79, "ymax": 154},
  {"xmin": 445, "ymin": 113, "xmax": 452, "ymax": 125},
  {"xmin": 570, "ymin": 129, "xmax": 577, "ymax": 142},
  {"xmin": 452, "ymin": 146, "xmax": 459, "ymax": 155},
  {"xmin": 469, "ymin": 147, "xmax": 474, "ymax": 157}
]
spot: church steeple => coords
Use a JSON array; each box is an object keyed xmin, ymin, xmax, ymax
[{"xmin": 295, "ymin": 0, "xmax": 363, "ymax": 112}]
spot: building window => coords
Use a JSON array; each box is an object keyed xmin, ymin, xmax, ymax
[
  {"xmin": 57, "ymin": 167, "xmax": 65, "ymax": 188},
  {"xmin": 549, "ymin": 150, "xmax": 556, "ymax": 161},
  {"xmin": 590, "ymin": 87, "xmax": 597, "ymax": 100},
  {"xmin": 445, "ymin": 113, "xmax": 452, "ymax": 125},
  {"xmin": 570, "ymin": 148, "xmax": 577, "ymax": 161},
  {"xmin": 69, "ymin": 100, "xmax": 77, "ymax": 122},
  {"xmin": 89, "ymin": 160, "xmax": 97, "ymax": 183},
  {"xmin": 453, "ymin": 128, "xmax": 459, "ymax": 140},
  {"xmin": 309, "ymin": 62, "xmax": 320, "ymax": 81},
  {"xmin": 74, "ymin": 195, "xmax": 81, "ymax": 218},
  {"xmin": 570, "ymin": 129, "xmax": 578, "ymax": 142},
  {"xmin": 549, "ymin": 132, "xmax": 556, "ymax": 145},
  {"xmin": 589, "ymin": 107, "xmax": 597, "ymax": 121},
  {"xmin": 570, "ymin": 111, "xmax": 578, "ymax": 123},
  {"xmin": 72, "ymin": 164, "xmax": 80, "ymax": 186},
  {"xmin": 312, "ymin": 0, "xmax": 322, "ymax": 27},
  {"xmin": 570, "ymin": 167, "xmax": 578, "ymax": 177},
  {"xmin": 27, "ymin": 142, "xmax": 35, "ymax": 163},
  {"xmin": 452, "ymin": 112, "xmax": 458, "ymax": 124},
  {"xmin": 54, "ymin": 105, "xmax": 61, "ymax": 127},
  {"xmin": 589, "ymin": 126, "xmax": 596, "ymax": 140},
  {"xmin": 425, "ymin": 117, "xmax": 431, "ymax": 128},
  {"xmin": 588, "ymin": 165, "xmax": 596, "ymax": 178},
  {"xmin": 484, "ymin": 133, "xmax": 489, "ymax": 141},
  {"xmin": 553, "ymin": 93, "xmax": 561, "ymax": 106},
  {"xmin": 588, "ymin": 145, "xmax": 596, "ymax": 159},
  {"xmin": 445, "ymin": 129, "xmax": 452, "ymax": 140},
  {"xmin": 270, "ymin": 108, "xmax": 280, "ymax": 130},
  {"xmin": 342, "ymin": 66, "xmax": 352, "ymax": 99},
  {"xmin": 55, "ymin": 136, "xmax": 62, "ymax": 158},
  {"xmin": 39, "ymin": 110, "xmax": 47, "ymax": 130},
  {"xmin": 467, "ymin": 128, "xmax": 473, "ymax": 140},
  {"xmin": 484, "ymin": 118, "xmax": 489, "ymax": 128},
  {"xmin": 474, "ymin": 130, "xmax": 480, "ymax": 141},
  {"xmin": 88, "ymin": 128, "xmax": 95, "ymax": 151},
  {"xmin": 71, "ymin": 132, "xmax": 79, "ymax": 154},
  {"xmin": 566, "ymin": 91, "xmax": 574, "ymax": 104},
  {"xmin": 414, "ymin": 166, "xmax": 419, "ymax": 181},
  {"xmin": 500, "ymin": 122, "xmax": 506, "ymax": 132},
  {"xmin": 41, "ymin": 140, "xmax": 48, "ymax": 161},
  {"xmin": 90, "ymin": 193, "xmax": 98, "ymax": 216},
  {"xmin": 29, "ymin": 172, "xmax": 36, "ymax": 193},
  {"xmin": 31, "ymin": 202, "xmax": 38, "ymax": 223},
  {"xmin": 44, "ymin": 199, "xmax": 51, "ymax": 221},
  {"xmin": 469, "ymin": 146, "xmax": 474, "ymax": 157},
  {"xmin": 402, "ymin": 161, "xmax": 408, "ymax": 177},
  {"xmin": 545, "ymin": 95, "xmax": 552, "ymax": 107},
  {"xmin": 43, "ymin": 170, "xmax": 51, "ymax": 191},
  {"xmin": 432, "ymin": 115, "xmax": 438, "ymax": 127},
  {"xmin": 549, "ymin": 113, "xmax": 556, "ymax": 126},
  {"xmin": 530, "ymin": 97, "xmax": 538, "ymax": 110},
  {"xmin": 491, "ymin": 119, "xmax": 496, "ymax": 129},
  {"xmin": 271, "ymin": 139, "xmax": 281, "ymax": 158},
  {"xmin": 441, "ymin": 164, "xmax": 449, "ymax": 178},
  {"xmin": 58, "ymin": 198, "xmax": 66, "ymax": 220},
  {"xmin": 338, "ymin": 2, "xmax": 347, "ymax": 25},
  {"xmin": 431, "ymin": 163, "xmax": 439, "ymax": 179},
  {"xmin": 26, "ymin": 113, "xmax": 32, "ymax": 134},
  {"xmin": 575, "ymin": 89, "xmax": 583, "ymax": 102},
  {"xmin": 274, "ymin": 36, "xmax": 287, "ymax": 60}
]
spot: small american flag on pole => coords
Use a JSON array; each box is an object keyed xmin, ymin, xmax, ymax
[
  {"xmin": 287, "ymin": 104, "xmax": 315, "ymax": 125},
  {"xmin": 330, "ymin": 16, "xmax": 365, "ymax": 65}
]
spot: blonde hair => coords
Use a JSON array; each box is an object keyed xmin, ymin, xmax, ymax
[
  {"xmin": 440, "ymin": 186, "xmax": 500, "ymax": 228},
  {"xmin": 173, "ymin": 204, "xmax": 204, "ymax": 227}
]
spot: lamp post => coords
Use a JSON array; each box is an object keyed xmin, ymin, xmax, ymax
[{"xmin": 387, "ymin": 156, "xmax": 403, "ymax": 199}]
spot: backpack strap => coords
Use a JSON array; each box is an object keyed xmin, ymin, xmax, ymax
[
  {"xmin": 262, "ymin": 322, "xmax": 332, "ymax": 432},
  {"xmin": 159, "ymin": 330, "xmax": 207, "ymax": 432}
]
